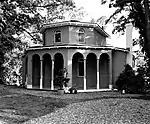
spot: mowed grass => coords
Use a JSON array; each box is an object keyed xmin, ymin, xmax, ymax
[
  {"xmin": 0, "ymin": 84, "xmax": 150, "ymax": 124},
  {"xmin": 0, "ymin": 85, "xmax": 70, "ymax": 124}
]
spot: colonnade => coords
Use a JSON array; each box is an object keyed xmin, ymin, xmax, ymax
[{"xmin": 25, "ymin": 51, "xmax": 113, "ymax": 91}]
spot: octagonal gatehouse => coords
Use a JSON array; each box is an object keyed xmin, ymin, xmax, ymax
[{"xmin": 22, "ymin": 21, "xmax": 133, "ymax": 92}]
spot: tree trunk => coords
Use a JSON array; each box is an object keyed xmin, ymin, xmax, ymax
[{"xmin": 144, "ymin": 0, "xmax": 150, "ymax": 58}]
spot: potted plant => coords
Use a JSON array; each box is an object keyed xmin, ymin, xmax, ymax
[{"xmin": 54, "ymin": 68, "xmax": 70, "ymax": 95}]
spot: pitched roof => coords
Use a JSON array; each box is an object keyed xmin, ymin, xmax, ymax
[{"xmin": 40, "ymin": 20, "xmax": 110, "ymax": 37}]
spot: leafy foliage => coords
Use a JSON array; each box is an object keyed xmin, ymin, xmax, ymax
[
  {"xmin": 116, "ymin": 64, "xmax": 145, "ymax": 93},
  {"xmin": 101, "ymin": 0, "xmax": 150, "ymax": 55},
  {"xmin": 66, "ymin": 6, "xmax": 88, "ymax": 21},
  {"xmin": 101, "ymin": 0, "xmax": 150, "ymax": 82},
  {"xmin": 0, "ymin": 0, "xmax": 76, "ymax": 84},
  {"xmin": 54, "ymin": 68, "xmax": 70, "ymax": 90},
  {"xmin": 116, "ymin": 64, "xmax": 135, "ymax": 91}
]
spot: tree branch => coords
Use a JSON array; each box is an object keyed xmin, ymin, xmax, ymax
[
  {"xmin": 21, "ymin": 28, "xmax": 39, "ymax": 42},
  {"xmin": 106, "ymin": 8, "xmax": 122, "ymax": 24}
]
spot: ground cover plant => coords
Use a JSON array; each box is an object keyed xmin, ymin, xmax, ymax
[{"xmin": 0, "ymin": 84, "xmax": 150, "ymax": 124}]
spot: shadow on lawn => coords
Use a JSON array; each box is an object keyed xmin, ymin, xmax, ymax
[
  {"xmin": 118, "ymin": 94, "xmax": 150, "ymax": 100},
  {"xmin": 1, "ymin": 85, "xmax": 150, "ymax": 124},
  {"xmin": 0, "ymin": 94, "xmax": 69, "ymax": 124},
  {"xmin": 85, "ymin": 93, "xmax": 150, "ymax": 101}
]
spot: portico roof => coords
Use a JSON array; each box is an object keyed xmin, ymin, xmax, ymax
[
  {"xmin": 26, "ymin": 44, "xmax": 129, "ymax": 53},
  {"xmin": 40, "ymin": 20, "xmax": 110, "ymax": 37}
]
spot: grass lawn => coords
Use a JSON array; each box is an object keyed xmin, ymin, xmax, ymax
[{"xmin": 0, "ymin": 84, "xmax": 150, "ymax": 124}]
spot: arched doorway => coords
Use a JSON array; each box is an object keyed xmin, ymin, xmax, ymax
[
  {"xmin": 72, "ymin": 52, "xmax": 84, "ymax": 90},
  {"xmin": 99, "ymin": 53, "xmax": 109, "ymax": 88},
  {"xmin": 86, "ymin": 53, "xmax": 97, "ymax": 89},
  {"xmin": 43, "ymin": 54, "xmax": 52, "ymax": 89},
  {"xmin": 32, "ymin": 54, "xmax": 40, "ymax": 88},
  {"xmin": 54, "ymin": 53, "xmax": 64, "ymax": 78}
]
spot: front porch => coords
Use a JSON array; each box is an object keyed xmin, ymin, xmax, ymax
[{"xmin": 23, "ymin": 47, "xmax": 113, "ymax": 92}]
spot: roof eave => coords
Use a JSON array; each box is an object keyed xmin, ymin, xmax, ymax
[
  {"xmin": 26, "ymin": 45, "xmax": 129, "ymax": 53},
  {"xmin": 94, "ymin": 25, "xmax": 110, "ymax": 38},
  {"xmin": 39, "ymin": 21, "xmax": 110, "ymax": 37}
]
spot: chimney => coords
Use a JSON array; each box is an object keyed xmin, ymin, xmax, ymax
[{"xmin": 126, "ymin": 23, "xmax": 133, "ymax": 67}]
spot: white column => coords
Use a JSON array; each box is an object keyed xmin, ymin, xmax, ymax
[
  {"xmin": 84, "ymin": 59, "xmax": 86, "ymax": 91},
  {"xmin": 40, "ymin": 59, "xmax": 43, "ymax": 89},
  {"xmin": 97, "ymin": 59, "xmax": 100, "ymax": 90},
  {"xmin": 109, "ymin": 54, "xmax": 113, "ymax": 90},
  {"xmin": 51, "ymin": 59, "xmax": 54, "ymax": 90},
  {"xmin": 27, "ymin": 57, "xmax": 32, "ymax": 89},
  {"xmin": 67, "ymin": 59, "xmax": 72, "ymax": 87}
]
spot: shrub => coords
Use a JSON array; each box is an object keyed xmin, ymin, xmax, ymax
[
  {"xmin": 115, "ymin": 64, "xmax": 145, "ymax": 93},
  {"xmin": 54, "ymin": 68, "xmax": 70, "ymax": 90},
  {"xmin": 116, "ymin": 64, "xmax": 135, "ymax": 91}
]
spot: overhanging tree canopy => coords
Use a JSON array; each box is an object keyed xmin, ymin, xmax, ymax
[
  {"xmin": 0, "ymin": 0, "xmax": 75, "ymax": 83},
  {"xmin": 101, "ymin": 0, "xmax": 150, "ymax": 59}
]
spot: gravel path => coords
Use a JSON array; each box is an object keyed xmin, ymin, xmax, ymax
[{"xmin": 24, "ymin": 98, "xmax": 150, "ymax": 124}]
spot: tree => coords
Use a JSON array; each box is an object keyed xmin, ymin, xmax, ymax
[
  {"xmin": 0, "ymin": 0, "xmax": 75, "ymax": 84},
  {"xmin": 90, "ymin": 16, "xmax": 108, "ymax": 30},
  {"xmin": 66, "ymin": 6, "xmax": 88, "ymax": 21},
  {"xmin": 101, "ymin": 0, "xmax": 150, "ymax": 60}
]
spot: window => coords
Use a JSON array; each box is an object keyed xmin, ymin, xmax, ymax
[
  {"xmin": 78, "ymin": 58, "xmax": 84, "ymax": 76},
  {"xmin": 78, "ymin": 28, "xmax": 85, "ymax": 42},
  {"xmin": 54, "ymin": 30, "xmax": 61, "ymax": 43}
]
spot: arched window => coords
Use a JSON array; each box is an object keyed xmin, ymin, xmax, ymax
[
  {"xmin": 78, "ymin": 28, "xmax": 85, "ymax": 43},
  {"xmin": 54, "ymin": 30, "xmax": 61, "ymax": 43}
]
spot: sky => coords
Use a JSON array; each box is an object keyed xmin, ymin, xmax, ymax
[
  {"xmin": 74, "ymin": 0, "xmax": 114, "ymax": 20},
  {"xmin": 73, "ymin": 0, "xmax": 139, "ymax": 49}
]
